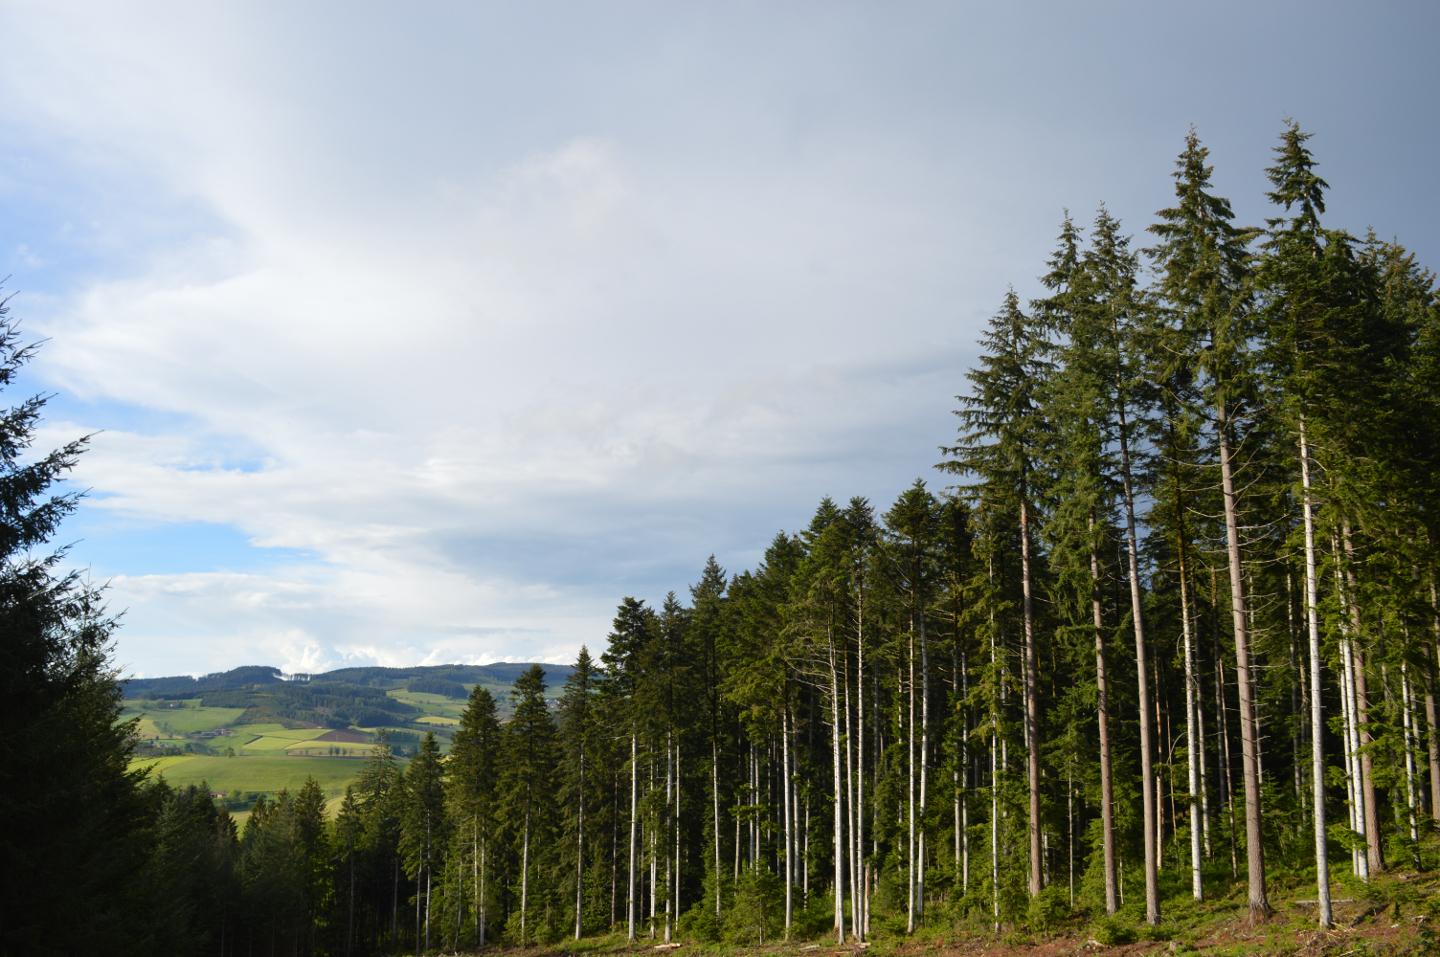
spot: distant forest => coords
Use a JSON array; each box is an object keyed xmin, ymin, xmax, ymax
[{"xmin": 5, "ymin": 122, "xmax": 1440, "ymax": 956}]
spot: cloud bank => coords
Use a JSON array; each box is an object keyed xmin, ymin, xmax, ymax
[{"xmin": 1, "ymin": 3, "xmax": 1435, "ymax": 674}]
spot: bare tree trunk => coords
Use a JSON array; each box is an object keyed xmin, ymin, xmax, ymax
[
  {"xmin": 1338, "ymin": 604, "xmax": 1368, "ymax": 880},
  {"xmin": 576, "ymin": 749, "xmax": 586, "ymax": 939},
  {"xmin": 953, "ymin": 640, "xmax": 961, "ymax": 885},
  {"xmin": 1067, "ymin": 765, "xmax": 1075, "ymax": 907},
  {"xmin": 1427, "ymin": 574, "xmax": 1440, "ymax": 823},
  {"xmin": 712, "ymin": 740, "xmax": 722, "ymax": 918},
  {"xmin": 1117, "ymin": 394, "xmax": 1159, "ymax": 923},
  {"xmin": 628, "ymin": 733, "xmax": 638, "ymax": 942},
  {"xmin": 664, "ymin": 734, "xmax": 673, "ymax": 944},
  {"xmin": 844, "ymin": 654, "xmax": 860, "ymax": 939},
  {"xmin": 829, "ymin": 633, "xmax": 846, "ymax": 944},
  {"xmin": 1090, "ymin": 518, "xmax": 1118, "ymax": 914},
  {"xmin": 1402, "ymin": 662, "xmax": 1421, "ymax": 866},
  {"xmin": 652, "ymin": 758, "xmax": 660, "ymax": 939},
  {"xmin": 1299, "ymin": 418, "xmax": 1332, "ymax": 926},
  {"xmin": 783, "ymin": 703, "xmax": 794, "ymax": 935},
  {"xmin": 961, "ymin": 647, "xmax": 971, "ymax": 895},
  {"xmin": 907, "ymin": 609, "xmax": 917, "ymax": 934},
  {"xmin": 803, "ymin": 792, "xmax": 810, "ymax": 905},
  {"xmin": 1180, "ymin": 547, "xmax": 1203, "ymax": 902},
  {"xmin": 674, "ymin": 739, "xmax": 682, "ymax": 931},
  {"xmin": 1341, "ymin": 524, "xmax": 1384, "ymax": 875},
  {"xmin": 1215, "ymin": 627, "xmax": 1238, "ymax": 874},
  {"xmin": 919, "ymin": 611, "xmax": 930, "ymax": 922},
  {"xmin": 1217, "ymin": 411, "xmax": 1269, "ymax": 921},
  {"xmin": 989, "ymin": 572, "xmax": 1000, "ymax": 933},
  {"xmin": 1197, "ymin": 649, "xmax": 1212, "ymax": 861},
  {"xmin": 854, "ymin": 590, "xmax": 868, "ymax": 940},
  {"xmin": 1019, "ymin": 495, "xmax": 1043, "ymax": 899},
  {"xmin": 520, "ymin": 804, "xmax": 531, "ymax": 945}
]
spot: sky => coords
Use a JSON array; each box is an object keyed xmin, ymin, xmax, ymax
[{"xmin": 1, "ymin": 2, "xmax": 1436, "ymax": 677}]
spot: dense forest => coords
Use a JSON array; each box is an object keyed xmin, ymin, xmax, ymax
[{"xmin": 5, "ymin": 122, "xmax": 1440, "ymax": 955}]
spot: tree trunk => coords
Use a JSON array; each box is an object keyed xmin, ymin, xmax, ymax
[
  {"xmin": 1341, "ymin": 525, "xmax": 1384, "ymax": 874},
  {"xmin": 990, "ymin": 613, "xmax": 1001, "ymax": 934},
  {"xmin": 1402, "ymin": 662, "xmax": 1421, "ymax": 866},
  {"xmin": 712, "ymin": 740, "xmax": 722, "ymax": 917},
  {"xmin": 829, "ymin": 632, "xmax": 846, "ymax": 944},
  {"xmin": 1090, "ymin": 518, "xmax": 1118, "ymax": 915},
  {"xmin": 520, "ymin": 804, "xmax": 531, "ymax": 945},
  {"xmin": 576, "ymin": 750, "xmax": 586, "ymax": 940},
  {"xmin": 664, "ymin": 735, "xmax": 673, "ymax": 944},
  {"xmin": 674, "ymin": 738, "xmax": 682, "ymax": 934},
  {"xmin": 783, "ymin": 703, "xmax": 794, "ymax": 935},
  {"xmin": 854, "ymin": 597, "xmax": 867, "ymax": 942},
  {"xmin": 1217, "ymin": 410, "xmax": 1269, "ymax": 921},
  {"xmin": 1117, "ymin": 391, "xmax": 1159, "ymax": 923},
  {"xmin": 907, "ymin": 609, "xmax": 917, "ymax": 934},
  {"xmin": 961, "ymin": 647, "xmax": 971, "ymax": 895},
  {"xmin": 918, "ymin": 611, "xmax": 930, "ymax": 922},
  {"xmin": 1299, "ymin": 418, "xmax": 1332, "ymax": 926},
  {"xmin": 1339, "ymin": 607, "xmax": 1368, "ymax": 880},
  {"xmin": 1019, "ymin": 495, "xmax": 1043, "ymax": 899},
  {"xmin": 1428, "ymin": 574, "xmax": 1440, "ymax": 823},
  {"xmin": 844, "ymin": 653, "xmax": 860, "ymax": 939},
  {"xmin": 628, "ymin": 733, "xmax": 638, "ymax": 942},
  {"xmin": 1180, "ymin": 546, "xmax": 1203, "ymax": 902}
]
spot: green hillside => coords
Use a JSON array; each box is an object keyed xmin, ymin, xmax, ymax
[{"xmin": 124, "ymin": 662, "xmax": 568, "ymax": 817}]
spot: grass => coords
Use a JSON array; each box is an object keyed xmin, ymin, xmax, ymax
[
  {"xmin": 284, "ymin": 742, "xmax": 377, "ymax": 756},
  {"xmin": 257, "ymin": 726, "xmax": 330, "ymax": 740},
  {"xmin": 388, "ymin": 689, "xmax": 467, "ymax": 717},
  {"xmin": 417, "ymin": 714, "xmax": 460, "ymax": 726},
  {"xmin": 482, "ymin": 866, "xmax": 1437, "ymax": 957},
  {"xmin": 134, "ymin": 753, "xmax": 367, "ymax": 798},
  {"xmin": 127, "ymin": 703, "xmax": 247, "ymax": 735},
  {"xmin": 240, "ymin": 735, "xmax": 312, "ymax": 752}
]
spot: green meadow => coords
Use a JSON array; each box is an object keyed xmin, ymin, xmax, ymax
[{"xmin": 134, "ymin": 753, "xmax": 366, "ymax": 797}]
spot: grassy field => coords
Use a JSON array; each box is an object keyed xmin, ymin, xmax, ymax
[
  {"xmin": 135, "ymin": 753, "xmax": 367, "ymax": 798},
  {"xmin": 285, "ymin": 741, "xmax": 377, "ymax": 756},
  {"xmin": 127, "ymin": 702, "xmax": 247, "ymax": 735},
  {"xmin": 239, "ymin": 735, "xmax": 314, "ymax": 752},
  {"xmin": 388, "ymin": 688, "xmax": 468, "ymax": 719}
]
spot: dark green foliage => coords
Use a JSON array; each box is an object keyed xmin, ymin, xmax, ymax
[{"xmin": 0, "ymin": 297, "xmax": 153, "ymax": 955}]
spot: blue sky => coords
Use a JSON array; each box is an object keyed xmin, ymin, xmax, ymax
[{"xmin": 1, "ymin": 1, "xmax": 1436, "ymax": 676}]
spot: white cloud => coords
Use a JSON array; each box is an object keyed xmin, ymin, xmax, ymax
[
  {"xmin": 0, "ymin": 7, "xmax": 1090, "ymax": 674},
  {"xmin": 7, "ymin": 3, "xmax": 1426, "ymax": 675}
]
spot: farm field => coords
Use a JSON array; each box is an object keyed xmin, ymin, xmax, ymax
[
  {"xmin": 387, "ymin": 688, "xmax": 467, "ymax": 718},
  {"xmin": 120, "ymin": 662, "xmax": 570, "ymax": 830},
  {"xmin": 123, "ymin": 701, "xmax": 247, "ymax": 736},
  {"xmin": 134, "ymin": 753, "xmax": 367, "ymax": 798}
]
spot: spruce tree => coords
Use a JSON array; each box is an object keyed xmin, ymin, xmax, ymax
[
  {"xmin": 943, "ymin": 288, "xmax": 1050, "ymax": 901},
  {"xmin": 1148, "ymin": 130, "xmax": 1270, "ymax": 921},
  {"xmin": 501, "ymin": 664, "xmax": 560, "ymax": 944},
  {"xmin": 0, "ymin": 298, "xmax": 152, "ymax": 954},
  {"xmin": 446, "ymin": 685, "xmax": 501, "ymax": 947},
  {"xmin": 558, "ymin": 647, "xmax": 600, "ymax": 939},
  {"xmin": 400, "ymin": 733, "xmax": 447, "ymax": 952}
]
